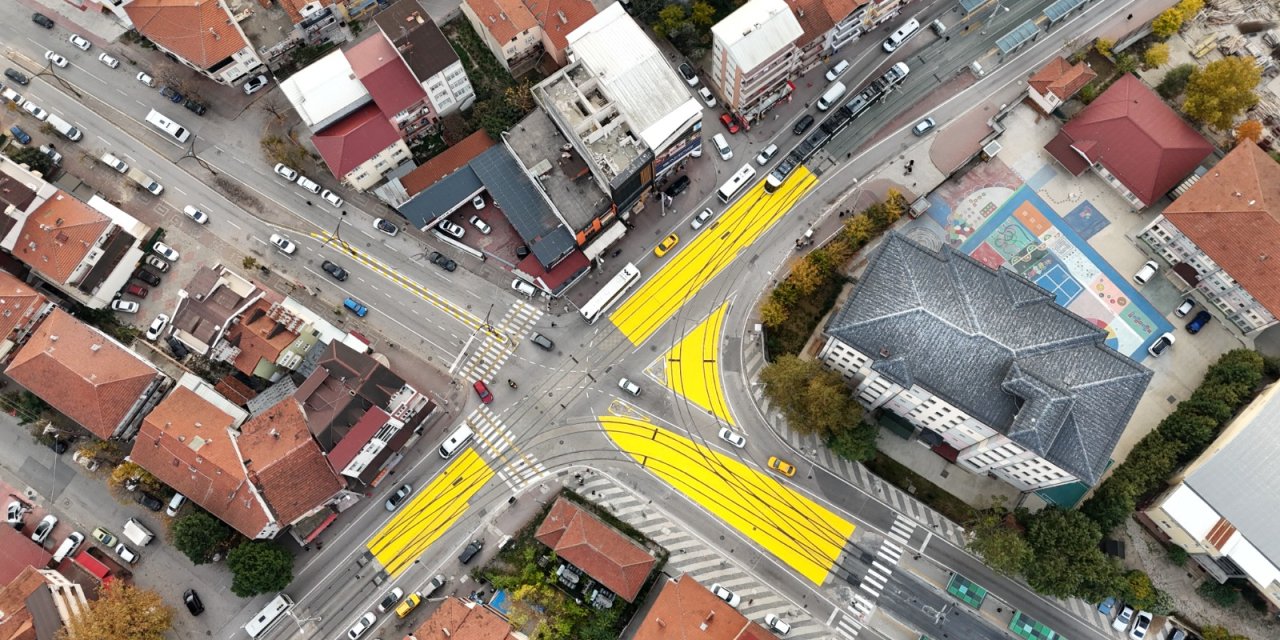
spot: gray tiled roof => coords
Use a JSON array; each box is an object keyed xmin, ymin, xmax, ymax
[
  {"xmin": 469, "ymin": 146, "xmax": 576, "ymax": 269},
  {"xmin": 1185, "ymin": 385, "xmax": 1280, "ymax": 568},
  {"xmin": 826, "ymin": 233, "xmax": 1151, "ymax": 485}
]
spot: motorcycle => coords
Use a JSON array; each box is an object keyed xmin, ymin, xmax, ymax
[{"xmin": 507, "ymin": 379, "xmax": 518, "ymax": 390}]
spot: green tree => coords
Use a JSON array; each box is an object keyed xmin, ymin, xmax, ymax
[
  {"xmin": 1148, "ymin": 588, "xmax": 1177, "ymax": 616},
  {"xmin": 227, "ymin": 541, "xmax": 293, "ymax": 597},
  {"xmin": 1024, "ymin": 508, "xmax": 1122, "ymax": 600},
  {"xmin": 1120, "ymin": 570, "xmax": 1158, "ymax": 609},
  {"xmin": 827, "ymin": 422, "xmax": 878, "ymax": 462},
  {"xmin": 1157, "ymin": 63, "xmax": 1196, "ymax": 99},
  {"xmin": 1197, "ymin": 580, "xmax": 1240, "ymax": 607},
  {"xmin": 653, "ymin": 4, "xmax": 688, "ymax": 40},
  {"xmin": 1081, "ymin": 478, "xmax": 1138, "ymax": 533},
  {"xmin": 1154, "ymin": 412, "xmax": 1217, "ymax": 462},
  {"xmin": 1094, "ymin": 38, "xmax": 1114, "ymax": 58},
  {"xmin": 759, "ymin": 356, "xmax": 861, "ymax": 438},
  {"xmin": 1183, "ymin": 57, "xmax": 1262, "ymax": 130},
  {"xmin": 689, "ymin": 0, "xmax": 716, "ymax": 28},
  {"xmin": 59, "ymin": 583, "xmax": 172, "ymax": 640},
  {"xmin": 1151, "ymin": 8, "xmax": 1184, "ymax": 39},
  {"xmin": 8, "ymin": 147, "xmax": 55, "ymax": 175},
  {"xmin": 967, "ymin": 506, "xmax": 1033, "ymax": 576},
  {"xmin": 1144, "ymin": 43, "xmax": 1170, "ymax": 68},
  {"xmin": 171, "ymin": 511, "xmax": 235, "ymax": 565},
  {"xmin": 1115, "ymin": 53, "xmax": 1139, "ymax": 75},
  {"xmin": 1200, "ymin": 626, "xmax": 1250, "ymax": 640}
]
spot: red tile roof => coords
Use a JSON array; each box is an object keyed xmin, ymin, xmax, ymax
[
  {"xmin": 631, "ymin": 574, "xmax": 773, "ymax": 640},
  {"xmin": 124, "ymin": 0, "xmax": 251, "ymax": 70},
  {"xmin": 534, "ymin": 497, "xmax": 655, "ymax": 601},
  {"xmin": 346, "ymin": 34, "xmax": 428, "ymax": 121},
  {"xmin": 225, "ymin": 299, "xmax": 297, "ymax": 377},
  {"xmin": 1162, "ymin": 140, "xmax": 1280, "ymax": 317},
  {"xmin": 1029, "ymin": 56, "xmax": 1097, "ymax": 103},
  {"xmin": 6, "ymin": 309, "xmax": 159, "ymax": 440},
  {"xmin": 1044, "ymin": 74, "xmax": 1212, "ymax": 206},
  {"xmin": 312, "ymin": 103, "xmax": 404, "ymax": 179},
  {"xmin": 525, "ymin": 0, "xmax": 598, "ymax": 53},
  {"xmin": 0, "ymin": 566, "xmax": 45, "ymax": 640},
  {"xmin": 399, "ymin": 130, "xmax": 494, "ymax": 196},
  {"xmin": 0, "ymin": 271, "xmax": 47, "ymax": 345},
  {"xmin": 785, "ymin": 0, "xmax": 835, "ymax": 45},
  {"xmin": 280, "ymin": 0, "xmax": 334, "ymax": 23},
  {"xmin": 238, "ymin": 398, "xmax": 345, "ymax": 525},
  {"xmin": 465, "ymin": 0, "xmax": 537, "ymax": 45},
  {"xmin": 14, "ymin": 192, "xmax": 109, "ymax": 286},
  {"xmin": 326, "ymin": 407, "xmax": 389, "ymax": 472},
  {"xmin": 411, "ymin": 597, "xmax": 519, "ymax": 640},
  {"xmin": 0, "ymin": 529, "xmax": 52, "ymax": 586}
]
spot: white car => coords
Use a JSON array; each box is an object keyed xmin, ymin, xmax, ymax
[
  {"xmin": 165, "ymin": 493, "xmax": 186, "ymax": 517},
  {"xmin": 152, "ymin": 242, "xmax": 180, "ymax": 262},
  {"xmin": 269, "ymin": 233, "xmax": 297, "ymax": 255},
  {"xmin": 136, "ymin": 72, "xmax": 155, "ymax": 87},
  {"xmin": 40, "ymin": 144, "xmax": 62, "ymax": 164},
  {"xmin": 321, "ymin": 189, "xmax": 343, "ymax": 208},
  {"xmin": 273, "ymin": 163, "xmax": 299, "ymax": 181},
  {"xmin": 471, "ymin": 194, "xmax": 485, "ymax": 209},
  {"xmin": 618, "ymin": 377, "xmax": 640, "ymax": 396},
  {"xmin": 1133, "ymin": 260, "xmax": 1158, "ymax": 285},
  {"xmin": 114, "ymin": 542, "xmax": 138, "ymax": 564},
  {"xmin": 347, "ymin": 612, "xmax": 376, "ymax": 639},
  {"xmin": 68, "ymin": 34, "xmax": 92, "ymax": 51},
  {"xmin": 144, "ymin": 314, "xmax": 169, "ymax": 341},
  {"xmin": 242, "ymin": 74, "xmax": 269, "ymax": 95},
  {"xmin": 697, "ymin": 86, "xmax": 716, "ymax": 107},
  {"xmin": 97, "ymin": 53, "xmax": 119, "ymax": 68},
  {"xmin": 438, "ymin": 219, "xmax": 465, "ymax": 239},
  {"xmin": 469, "ymin": 215, "xmax": 491, "ymax": 234},
  {"xmin": 763, "ymin": 613, "xmax": 791, "ymax": 635},
  {"xmin": 296, "ymin": 175, "xmax": 321, "ymax": 194},
  {"xmin": 31, "ymin": 514, "xmax": 57, "ymax": 544},
  {"xmin": 511, "ymin": 278, "xmax": 536, "ymax": 297},
  {"xmin": 101, "ymin": 153, "xmax": 129, "ymax": 173},
  {"xmin": 710, "ymin": 583, "xmax": 741, "ymax": 608},
  {"xmin": 718, "ymin": 427, "xmax": 745, "ymax": 448},
  {"xmin": 756, "ymin": 143, "xmax": 778, "ymax": 166},
  {"xmin": 111, "ymin": 300, "xmax": 139, "ymax": 313},
  {"xmin": 22, "ymin": 101, "xmax": 49, "ymax": 121},
  {"xmin": 44, "ymin": 51, "xmax": 68, "ymax": 68},
  {"xmin": 691, "ymin": 208, "xmax": 714, "ymax": 230},
  {"xmin": 144, "ymin": 255, "xmax": 169, "ymax": 272},
  {"xmin": 1112, "ymin": 605, "xmax": 1134, "ymax": 631},
  {"xmin": 1129, "ymin": 611, "xmax": 1153, "ymax": 639},
  {"xmin": 182, "ymin": 205, "xmax": 210, "ymax": 224},
  {"xmin": 373, "ymin": 218, "xmax": 399, "ymax": 236}
]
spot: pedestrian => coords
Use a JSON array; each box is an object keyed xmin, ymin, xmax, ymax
[
  {"xmin": 305, "ymin": 200, "xmax": 313, "ymax": 206},
  {"xmin": 551, "ymin": 321, "xmax": 557, "ymax": 327},
  {"xmin": 774, "ymin": 113, "xmax": 779, "ymax": 120}
]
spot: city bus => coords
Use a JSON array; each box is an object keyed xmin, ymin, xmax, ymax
[
  {"xmin": 243, "ymin": 593, "xmax": 294, "ymax": 638},
  {"xmin": 717, "ymin": 164, "xmax": 758, "ymax": 203},
  {"xmin": 580, "ymin": 262, "xmax": 641, "ymax": 324}
]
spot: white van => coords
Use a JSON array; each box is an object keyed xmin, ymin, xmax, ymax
[
  {"xmin": 52, "ymin": 531, "xmax": 84, "ymax": 563},
  {"xmin": 711, "ymin": 133, "xmax": 732, "ymax": 160},
  {"xmin": 144, "ymin": 109, "xmax": 190, "ymax": 143},
  {"xmin": 883, "ymin": 18, "xmax": 920, "ymax": 52},
  {"xmin": 816, "ymin": 81, "xmax": 847, "ymax": 111},
  {"xmin": 439, "ymin": 425, "xmax": 474, "ymax": 458},
  {"xmin": 825, "ymin": 59, "xmax": 849, "ymax": 82}
]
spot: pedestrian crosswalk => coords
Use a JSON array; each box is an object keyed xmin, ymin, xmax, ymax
[
  {"xmin": 844, "ymin": 515, "xmax": 917, "ymax": 630},
  {"xmin": 466, "ymin": 405, "xmax": 547, "ymax": 492},
  {"xmin": 455, "ymin": 301, "xmax": 542, "ymax": 384},
  {"xmin": 579, "ymin": 472, "xmax": 855, "ymax": 639}
]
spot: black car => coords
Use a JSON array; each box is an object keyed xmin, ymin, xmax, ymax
[
  {"xmin": 133, "ymin": 267, "xmax": 161, "ymax": 287},
  {"xmin": 664, "ymin": 175, "xmax": 690, "ymax": 198},
  {"xmin": 793, "ymin": 114, "xmax": 815, "ymax": 135},
  {"xmin": 32, "ymin": 13, "xmax": 55, "ymax": 29},
  {"xmin": 47, "ymin": 439, "xmax": 68, "ymax": 455},
  {"xmin": 159, "ymin": 86, "xmax": 184, "ymax": 103},
  {"xmin": 515, "ymin": 245, "xmax": 530, "ymax": 259},
  {"xmin": 4, "ymin": 68, "xmax": 29, "ymax": 86},
  {"xmin": 183, "ymin": 99, "xmax": 208, "ymax": 116},
  {"xmin": 530, "ymin": 333, "xmax": 554, "ymax": 351},
  {"xmin": 183, "ymin": 589, "xmax": 204, "ymax": 616},
  {"xmin": 458, "ymin": 539, "xmax": 484, "ymax": 564},
  {"xmin": 166, "ymin": 335, "xmax": 190, "ymax": 360},
  {"xmin": 428, "ymin": 251, "xmax": 456, "ymax": 272},
  {"xmin": 321, "ymin": 260, "xmax": 349, "ymax": 281},
  {"xmin": 135, "ymin": 492, "xmax": 164, "ymax": 511}
]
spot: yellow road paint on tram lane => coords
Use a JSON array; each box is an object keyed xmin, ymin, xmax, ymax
[{"xmin": 665, "ymin": 302, "xmax": 734, "ymax": 425}]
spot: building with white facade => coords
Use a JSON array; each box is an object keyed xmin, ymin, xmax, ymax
[
  {"xmin": 123, "ymin": 0, "xmax": 265, "ymax": 87},
  {"xmin": 374, "ymin": 0, "xmax": 475, "ymax": 118},
  {"xmin": 818, "ymin": 233, "xmax": 1151, "ymax": 491},
  {"xmin": 1145, "ymin": 383, "xmax": 1280, "ymax": 608},
  {"xmin": 710, "ymin": 0, "xmax": 804, "ymax": 126},
  {"xmin": 1138, "ymin": 139, "xmax": 1280, "ymax": 334}
]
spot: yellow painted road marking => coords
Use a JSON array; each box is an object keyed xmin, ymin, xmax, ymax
[
  {"xmin": 602, "ymin": 416, "xmax": 854, "ymax": 584},
  {"xmin": 366, "ymin": 448, "xmax": 495, "ymax": 576},
  {"xmin": 666, "ymin": 302, "xmax": 734, "ymax": 426},
  {"xmin": 609, "ymin": 168, "xmax": 817, "ymax": 345},
  {"xmin": 309, "ymin": 231, "xmax": 507, "ymax": 343}
]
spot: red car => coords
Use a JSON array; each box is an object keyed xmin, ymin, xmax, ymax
[
  {"xmin": 719, "ymin": 113, "xmax": 740, "ymax": 134},
  {"xmin": 124, "ymin": 283, "xmax": 149, "ymax": 298},
  {"xmin": 473, "ymin": 380, "xmax": 493, "ymax": 404}
]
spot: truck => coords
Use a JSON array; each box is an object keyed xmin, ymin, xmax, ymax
[
  {"xmin": 122, "ymin": 517, "xmax": 154, "ymax": 546},
  {"xmin": 45, "ymin": 114, "xmax": 82, "ymax": 142},
  {"xmin": 125, "ymin": 167, "xmax": 164, "ymax": 196}
]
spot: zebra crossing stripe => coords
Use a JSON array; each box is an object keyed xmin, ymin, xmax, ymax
[
  {"xmin": 871, "ymin": 560, "xmax": 894, "ymax": 575},
  {"xmin": 859, "ymin": 583, "xmax": 880, "ymax": 598},
  {"xmin": 877, "ymin": 547, "xmax": 901, "ymax": 564},
  {"xmin": 861, "ymin": 572, "xmax": 885, "ymax": 590}
]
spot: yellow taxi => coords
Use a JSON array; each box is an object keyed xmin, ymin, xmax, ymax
[
  {"xmin": 395, "ymin": 593, "xmax": 421, "ymax": 618},
  {"xmin": 654, "ymin": 233, "xmax": 679, "ymax": 257},
  {"xmin": 767, "ymin": 456, "xmax": 796, "ymax": 477}
]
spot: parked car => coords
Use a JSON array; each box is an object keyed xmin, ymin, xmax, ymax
[
  {"xmin": 321, "ymin": 189, "xmax": 343, "ymax": 208},
  {"xmin": 183, "ymin": 98, "xmax": 207, "ymax": 116},
  {"xmin": 512, "ymin": 279, "xmax": 537, "ymax": 297},
  {"xmin": 273, "ymin": 163, "xmax": 299, "ymax": 181},
  {"xmin": 159, "ymin": 86, "xmax": 183, "ymax": 103},
  {"xmin": 469, "ymin": 215, "xmax": 491, "ymax": 234},
  {"xmin": 343, "ymin": 297, "xmax": 368, "ymax": 317},
  {"xmin": 1097, "ymin": 597, "xmax": 1116, "ymax": 616},
  {"xmin": 68, "ymin": 34, "xmax": 92, "ymax": 51},
  {"xmin": 134, "ymin": 492, "xmax": 163, "ymax": 512},
  {"xmin": 472, "ymin": 194, "xmax": 485, "ymax": 209},
  {"xmin": 912, "ymin": 117, "xmax": 937, "ymax": 135},
  {"xmin": 377, "ymin": 587, "xmax": 405, "ymax": 613},
  {"xmin": 152, "ymin": 242, "xmax": 180, "ymax": 262},
  {"xmin": 22, "ymin": 100, "xmax": 49, "ymax": 120},
  {"xmin": 793, "ymin": 114, "xmax": 815, "ymax": 135},
  {"xmin": 124, "ymin": 282, "xmax": 149, "ymax": 298},
  {"xmin": 1133, "ymin": 260, "xmax": 1159, "ymax": 285},
  {"xmin": 166, "ymin": 336, "xmax": 190, "ymax": 359},
  {"xmin": 145, "ymin": 314, "xmax": 169, "ymax": 341},
  {"xmin": 395, "ymin": 592, "xmax": 422, "ymax": 618},
  {"xmin": 710, "ymin": 584, "xmax": 741, "ymax": 608},
  {"xmin": 1174, "ymin": 298, "xmax": 1196, "ymax": 317},
  {"xmin": 295, "ymin": 175, "xmax": 321, "ymax": 194},
  {"xmin": 346, "ymin": 612, "xmax": 376, "ymax": 639},
  {"xmin": 47, "ymin": 439, "xmax": 69, "ymax": 455},
  {"xmin": 473, "ymin": 380, "xmax": 493, "ymax": 404},
  {"xmin": 428, "ymin": 251, "xmax": 456, "ymax": 272},
  {"xmin": 165, "ymin": 493, "xmax": 186, "ymax": 517},
  {"xmin": 144, "ymin": 255, "xmax": 169, "ymax": 272},
  {"xmin": 133, "ymin": 267, "xmax": 161, "ymax": 287},
  {"xmin": 1186, "ymin": 310, "xmax": 1212, "ymax": 334},
  {"xmin": 91, "ymin": 527, "xmax": 117, "ymax": 547},
  {"xmin": 374, "ymin": 218, "xmax": 399, "ymax": 236},
  {"xmin": 40, "ymin": 144, "xmax": 62, "ymax": 164},
  {"xmin": 719, "ymin": 113, "xmax": 740, "ymax": 134},
  {"xmin": 321, "ymin": 260, "xmax": 348, "ymax": 281},
  {"xmin": 32, "ymin": 13, "xmax": 55, "ymax": 29},
  {"xmin": 98, "ymin": 53, "xmax": 119, "ymax": 68},
  {"xmin": 73, "ymin": 450, "xmax": 99, "ymax": 471},
  {"xmin": 32, "ymin": 515, "xmax": 57, "ymax": 544},
  {"xmin": 114, "ymin": 542, "xmax": 138, "ymax": 564},
  {"xmin": 111, "ymin": 300, "xmax": 139, "ymax": 313},
  {"xmin": 269, "ymin": 233, "xmax": 296, "ymax": 255},
  {"xmin": 697, "ymin": 86, "xmax": 716, "ymax": 107},
  {"xmin": 385, "ymin": 484, "xmax": 412, "ymax": 511},
  {"xmin": 1112, "ymin": 605, "xmax": 1134, "ymax": 631},
  {"xmin": 183, "ymin": 589, "xmax": 204, "ymax": 615},
  {"xmin": 5, "ymin": 68, "xmax": 29, "ymax": 85},
  {"xmin": 1129, "ymin": 611, "xmax": 1153, "ymax": 639},
  {"xmin": 242, "ymin": 74, "xmax": 269, "ymax": 95},
  {"xmin": 8, "ymin": 126, "xmax": 30, "ymax": 145},
  {"xmin": 718, "ymin": 427, "xmax": 745, "ymax": 448},
  {"xmin": 763, "ymin": 613, "xmax": 792, "ymax": 635},
  {"xmin": 458, "ymin": 539, "xmax": 484, "ymax": 564},
  {"xmin": 678, "ymin": 62, "xmax": 698, "ymax": 86},
  {"xmin": 664, "ymin": 175, "xmax": 690, "ymax": 198},
  {"xmin": 1147, "ymin": 332, "xmax": 1174, "ymax": 358},
  {"xmin": 182, "ymin": 205, "xmax": 210, "ymax": 224},
  {"xmin": 438, "ymin": 219, "xmax": 465, "ymax": 239},
  {"xmin": 136, "ymin": 72, "xmax": 155, "ymax": 87},
  {"xmin": 691, "ymin": 208, "xmax": 715, "ymax": 230}
]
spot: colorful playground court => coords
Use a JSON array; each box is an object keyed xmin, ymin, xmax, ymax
[{"xmin": 926, "ymin": 179, "xmax": 1171, "ymax": 362}]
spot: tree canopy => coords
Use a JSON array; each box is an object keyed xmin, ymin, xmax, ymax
[
  {"xmin": 1023, "ymin": 508, "xmax": 1121, "ymax": 601},
  {"xmin": 759, "ymin": 355, "xmax": 862, "ymax": 438},
  {"xmin": 227, "ymin": 541, "xmax": 293, "ymax": 597},
  {"xmin": 1183, "ymin": 57, "xmax": 1262, "ymax": 130},
  {"xmin": 172, "ymin": 511, "xmax": 237, "ymax": 565},
  {"xmin": 59, "ymin": 583, "xmax": 171, "ymax": 640}
]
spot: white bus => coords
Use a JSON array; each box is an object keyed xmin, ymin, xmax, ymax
[
  {"xmin": 145, "ymin": 109, "xmax": 190, "ymax": 143},
  {"xmin": 581, "ymin": 262, "xmax": 641, "ymax": 324},
  {"xmin": 717, "ymin": 164, "xmax": 758, "ymax": 203},
  {"xmin": 243, "ymin": 593, "xmax": 294, "ymax": 638}
]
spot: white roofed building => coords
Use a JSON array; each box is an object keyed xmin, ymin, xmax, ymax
[{"xmin": 710, "ymin": 0, "xmax": 804, "ymax": 126}]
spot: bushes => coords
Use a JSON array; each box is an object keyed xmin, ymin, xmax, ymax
[
  {"xmin": 1157, "ymin": 64, "xmax": 1195, "ymax": 99},
  {"xmin": 1197, "ymin": 580, "xmax": 1240, "ymax": 607}
]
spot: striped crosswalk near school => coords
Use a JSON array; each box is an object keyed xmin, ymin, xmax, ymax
[
  {"xmin": 466, "ymin": 405, "xmax": 547, "ymax": 492},
  {"xmin": 455, "ymin": 301, "xmax": 542, "ymax": 383}
]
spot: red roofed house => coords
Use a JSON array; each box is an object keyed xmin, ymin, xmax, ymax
[
  {"xmin": 1138, "ymin": 139, "xmax": 1280, "ymax": 334},
  {"xmin": 130, "ymin": 374, "xmax": 348, "ymax": 539},
  {"xmin": 6, "ymin": 309, "xmax": 167, "ymax": 440},
  {"xmin": 6, "ymin": 192, "xmax": 150, "ymax": 310},
  {"xmin": 534, "ymin": 497, "xmax": 656, "ymax": 603},
  {"xmin": 627, "ymin": 573, "xmax": 776, "ymax": 640},
  {"xmin": 1045, "ymin": 74, "xmax": 1213, "ymax": 210},
  {"xmin": 123, "ymin": 0, "xmax": 265, "ymax": 87},
  {"xmin": 377, "ymin": 130, "xmax": 494, "ymax": 206},
  {"xmin": 463, "ymin": 0, "xmax": 598, "ymax": 74},
  {"xmin": 218, "ymin": 297, "xmax": 328, "ymax": 382},
  {"xmin": 312, "ymin": 104, "xmax": 411, "ymax": 191},
  {"xmin": 409, "ymin": 596, "xmax": 523, "ymax": 640},
  {"xmin": 0, "ymin": 566, "xmax": 90, "ymax": 640},
  {"xmin": 1027, "ymin": 56, "xmax": 1097, "ymax": 114},
  {"xmin": 0, "ymin": 271, "xmax": 52, "ymax": 364}
]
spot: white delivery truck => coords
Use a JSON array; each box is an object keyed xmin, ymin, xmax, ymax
[
  {"xmin": 122, "ymin": 518, "xmax": 154, "ymax": 546},
  {"xmin": 45, "ymin": 114, "xmax": 82, "ymax": 141},
  {"xmin": 125, "ymin": 167, "xmax": 164, "ymax": 196}
]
